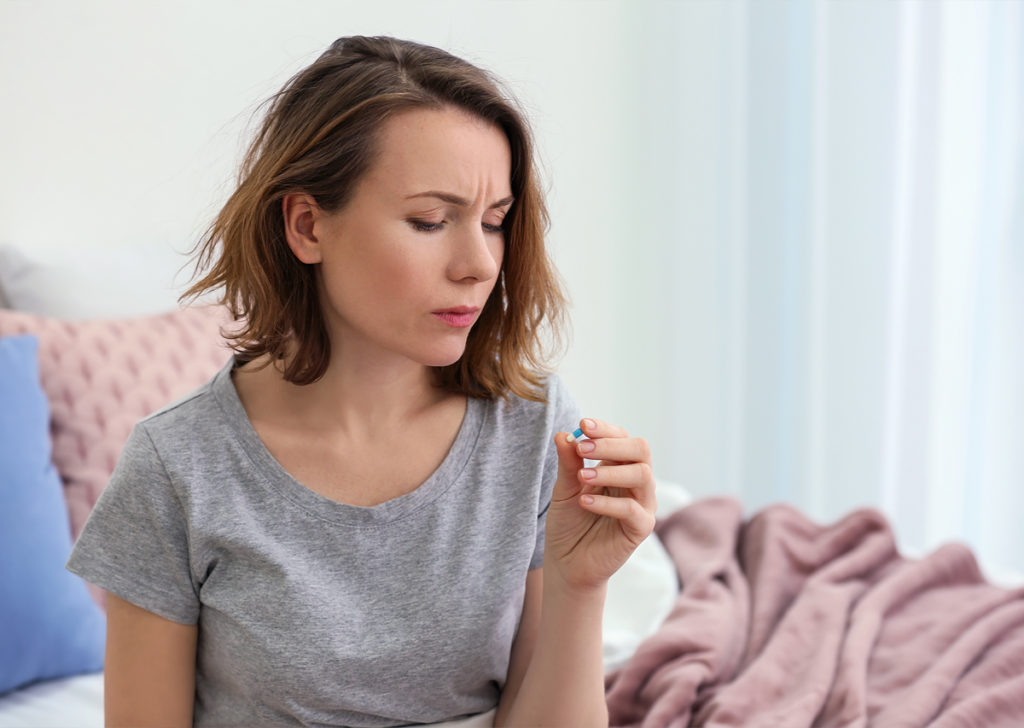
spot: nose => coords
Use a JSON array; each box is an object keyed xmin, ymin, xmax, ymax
[{"xmin": 447, "ymin": 222, "xmax": 501, "ymax": 283}]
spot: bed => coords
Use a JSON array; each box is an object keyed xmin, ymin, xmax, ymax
[{"xmin": 2, "ymin": 243, "xmax": 1022, "ymax": 727}]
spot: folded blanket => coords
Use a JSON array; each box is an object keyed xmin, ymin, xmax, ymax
[{"xmin": 605, "ymin": 498, "xmax": 1024, "ymax": 727}]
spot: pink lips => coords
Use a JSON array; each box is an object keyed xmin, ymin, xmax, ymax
[{"xmin": 432, "ymin": 306, "xmax": 479, "ymax": 328}]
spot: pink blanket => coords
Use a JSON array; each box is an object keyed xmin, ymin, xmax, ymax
[{"xmin": 605, "ymin": 498, "xmax": 1024, "ymax": 727}]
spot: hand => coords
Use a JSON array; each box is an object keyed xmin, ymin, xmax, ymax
[{"xmin": 543, "ymin": 418, "xmax": 657, "ymax": 593}]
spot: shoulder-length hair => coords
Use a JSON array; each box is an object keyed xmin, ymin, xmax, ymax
[{"xmin": 182, "ymin": 35, "xmax": 567, "ymax": 401}]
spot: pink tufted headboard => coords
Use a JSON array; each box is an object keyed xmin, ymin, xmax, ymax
[{"xmin": 0, "ymin": 305, "xmax": 233, "ymax": 543}]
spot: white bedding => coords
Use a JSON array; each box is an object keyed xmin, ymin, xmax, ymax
[
  {"xmin": 0, "ymin": 482, "xmax": 690, "ymax": 728},
  {"xmin": 0, "ymin": 672, "xmax": 103, "ymax": 728}
]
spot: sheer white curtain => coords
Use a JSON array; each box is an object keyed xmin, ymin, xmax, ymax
[{"xmin": 618, "ymin": 0, "xmax": 1023, "ymax": 577}]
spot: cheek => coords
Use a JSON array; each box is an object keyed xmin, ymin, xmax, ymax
[
  {"xmin": 325, "ymin": 235, "xmax": 409, "ymax": 290},
  {"xmin": 334, "ymin": 252, "xmax": 434, "ymax": 318},
  {"xmin": 316, "ymin": 251, "xmax": 393, "ymax": 319}
]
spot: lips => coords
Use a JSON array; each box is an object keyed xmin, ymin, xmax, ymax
[{"xmin": 432, "ymin": 306, "xmax": 479, "ymax": 328}]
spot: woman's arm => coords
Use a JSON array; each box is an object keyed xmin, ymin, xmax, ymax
[
  {"xmin": 104, "ymin": 593, "xmax": 197, "ymax": 728},
  {"xmin": 497, "ymin": 418, "xmax": 657, "ymax": 727},
  {"xmin": 494, "ymin": 568, "xmax": 607, "ymax": 727}
]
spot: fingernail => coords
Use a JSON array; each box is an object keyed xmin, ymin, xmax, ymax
[
  {"xmin": 582, "ymin": 418, "xmax": 596, "ymax": 431},
  {"xmin": 580, "ymin": 468, "xmax": 597, "ymax": 480},
  {"xmin": 581, "ymin": 494, "xmax": 595, "ymax": 505},
  {"xmin": 577, "ymin": 440, "xmax": 595, "ymax": 454}
]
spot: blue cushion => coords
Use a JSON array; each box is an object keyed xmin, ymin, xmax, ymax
[{"xmin": 0, "ymin": 335, "xmax": 105, "ymax": 694}]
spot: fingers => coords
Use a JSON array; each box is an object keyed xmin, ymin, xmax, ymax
[
  {"xmin": 553, "ymin": 416, "xmax": 659, "ymax": 556},
  {"xmin": 574, "ymin": 417, "xmax": 629, "ymax": 441},
  {"xmin": 579, "ymin": 493, "xmax": 656, "ymax": 545},
  {"xmin": 578, "ymin": 462, "xmax": 654, "ymax": 489},
  {"xmin": 579, "ymin": 462, "xmax": 656, "ymax": 512},
  {"xmin": 574, "ymin": 435, "xmax": 651, "ymax": 464},
  {"xmin": 556, "ymin": 417, "xmax": 656, "ymax": 510},
  {"xmin": 572, "ymin": 419, "xmax": 654, "ymax": 507}
]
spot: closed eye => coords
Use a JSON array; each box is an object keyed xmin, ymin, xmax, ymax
[
  {"xmin": 409, "ymin": 219, "xmax": 504, "ymax": 234},
  {"xmin": 409, "ymin": 219, "xmax": 445, "ymax": 232}
]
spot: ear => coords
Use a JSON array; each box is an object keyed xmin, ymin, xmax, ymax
[{"xmin": 282, "ymin": 193, "xmax": 323, "ymax": 264}]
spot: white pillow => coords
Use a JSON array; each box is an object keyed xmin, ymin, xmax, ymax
[
  {"xmin": 0, "ymin": 244, "xmax": 195, "ymax": 318},
  {"xmin": 602, "ymin": 478, "xmax": 690, "ymax": 672}
]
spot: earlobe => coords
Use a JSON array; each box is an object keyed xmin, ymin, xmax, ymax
[{"xmin": 282, "ymin": 193, "xmax": 323, "ymax": 264}]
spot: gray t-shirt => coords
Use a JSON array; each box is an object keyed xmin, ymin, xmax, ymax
[{"xmin": 67, "ymin": 359, "xmax": 578, "ymax": 727}]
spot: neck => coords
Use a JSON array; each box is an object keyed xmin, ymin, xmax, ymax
[{"xmin": 237, "ymin": 346, "xmax": 453, "ymax": 439}]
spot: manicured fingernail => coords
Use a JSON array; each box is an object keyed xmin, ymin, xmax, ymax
[
  {"xmin": 577, "ymin": 440, "xmax": 595, "ymax": 454},
  {"xmin": 581, "ymin": 494, "xmax": 595, "ymax": 505},
  {"xmin": 580, "ymin": 468, "xmax": 597, "ymax": 480},
  {"xmin": 582, "ymin": 418, "xmax": 596, "ymax": 431}
]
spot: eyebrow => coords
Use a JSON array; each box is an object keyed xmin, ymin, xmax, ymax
[{"xmin": 405, "ymin": 191, "xmax": 515, "ymax": 209}]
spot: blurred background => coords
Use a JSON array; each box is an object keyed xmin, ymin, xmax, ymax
[{"xmin": 1, "ymin": 0, "xmax": 1021, "ymax": 576}]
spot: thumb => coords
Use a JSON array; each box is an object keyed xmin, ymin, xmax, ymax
[{"xmin": 552, "ymin": 430, "xmax": 584, "ymax": 500}]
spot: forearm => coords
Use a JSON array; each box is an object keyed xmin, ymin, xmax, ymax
[{"xmin": 499, "ymin": 572, "xmax": 609, "ymax": 727}]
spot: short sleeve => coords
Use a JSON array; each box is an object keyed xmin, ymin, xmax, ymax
[
  {"xmin": 66, "ymin": 423, "xmax": 199, "ymax": 624},
  {"xmin": 530, "ymin": 375, "xmax": 581, "ymax": 570}
]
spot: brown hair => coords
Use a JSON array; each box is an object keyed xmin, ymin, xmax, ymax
[{"xmin": 182, "ymin": 35, "xmax": 567, "ymax": 400}]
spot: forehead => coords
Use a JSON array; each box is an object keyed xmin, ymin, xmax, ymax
[{"xmin": 363, "ymin": 107, "xmax": 513, "ymax": 196}]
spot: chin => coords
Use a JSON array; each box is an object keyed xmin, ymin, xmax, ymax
[
  {"xmin": 422, "ymin": 352, "xmax": 467, "ymax": 368},
  {"xmin": 418, "ymin": 343, "xmax": 469, "ymax": 368}
]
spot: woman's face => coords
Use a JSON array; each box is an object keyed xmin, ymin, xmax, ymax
[{"xmin": 312, "ymin": 106, "xmax": 512, "ymax": 370}]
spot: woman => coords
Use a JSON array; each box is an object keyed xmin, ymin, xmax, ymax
[{"xmin": 68, "ymin": 36, "xmax": 656, "ymax": 727}]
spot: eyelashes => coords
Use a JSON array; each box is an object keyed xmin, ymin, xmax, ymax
[
  {"xmin": 408, "ymin": 219, "xmax": 504, "ymax": 234},
  {"xmin": 410, "ymin": 220, "xmax": 444, "ymax": 232}
]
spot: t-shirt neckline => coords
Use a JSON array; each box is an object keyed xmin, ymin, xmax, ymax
[{"xmin": 209, "ymin": 358, "xmax": 485, "ymax": 527}]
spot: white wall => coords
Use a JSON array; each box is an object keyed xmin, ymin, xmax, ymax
[{"xmin": 0, "ymin": 0, "xmax": 667, "ymax": 442}]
